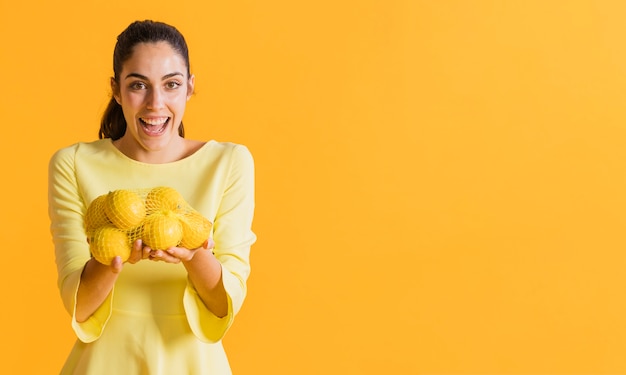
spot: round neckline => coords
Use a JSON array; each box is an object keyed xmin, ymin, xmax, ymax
[{"xmin": 104, "ymin": 138, "xmax": 214, "ymax": 166}]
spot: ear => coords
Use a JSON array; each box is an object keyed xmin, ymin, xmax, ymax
[
  {"xmin": 111, "ymin": 77, "xmax": 121, "ymax": 105},
  {"xmin": 186, "ymin": 74, "xmax": 195, "ymax": 101}
]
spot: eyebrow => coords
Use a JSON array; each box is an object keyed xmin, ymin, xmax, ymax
[{"xmin": 124, "ymin": 72, "xmax": 185, "ymax": 80}]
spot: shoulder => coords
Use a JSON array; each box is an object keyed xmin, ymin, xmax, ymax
[
  {"xmin": 203, "ymin": 140, "xmax": 250, "ymax": 153},
  {"xmin": 50, "ymin": 140, "xmax": 110, "ymax": 161},
  {"xmin": 49, "ymin": 140, "xmax": 112, "ymax": 172},
  {"xmin": 197, "ymin": 141, "xmax": 254, "ymax": 164},
  {"xmin": 49, "ymin": 143, "xmax": 79, "ymax": 164},
  {"xmin": 195, "ymin": 142, "xmax": 255, "ymax": 186}
]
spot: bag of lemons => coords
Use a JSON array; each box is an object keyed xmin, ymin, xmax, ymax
[{"xmin": 84, "ymin": 186, "xmax": 213, "ymax": 265}]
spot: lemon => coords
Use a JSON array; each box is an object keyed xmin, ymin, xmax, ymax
[
  {"xmin": 89, "ymin": 225, "xmax": 132, "ymax": 265},
  {"xmin": 179, "ymin": 211, "xmax": 213, "ymax": 249},
  {"xmin": 126, "ymin": 224, "xmax": 144, "ymax": 245},
  {"xmin": 145, "ymin": 186, "xmax": 186, "ymax": 214},
  {"xmin": 104, "ymin": 189, "xmax": 146, "ymax": 230},
  {"xmin": 142, "ymin": 209, "xmax": 183, "ymax": 250},
  {"xmin": 84, "ymin": 194, "xmax": 111, "ymax": 234}
]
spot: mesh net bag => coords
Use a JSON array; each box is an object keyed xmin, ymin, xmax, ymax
[{"xmin": 84, "ymin": 186, "xmax": 213, "ymax": 265}]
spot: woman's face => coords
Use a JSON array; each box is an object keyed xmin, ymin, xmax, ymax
[{"xmin": 113, "ymin": 41, "xmax": 194, "ymax": 158}]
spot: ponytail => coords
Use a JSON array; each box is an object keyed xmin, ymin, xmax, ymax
[
  {"xmin": 99, "ymin": 97, "xmax": 126, "ymax": 140},
  {"xmin": 99, "ymin": 97, "xmax": 185, "ymax": 140}
]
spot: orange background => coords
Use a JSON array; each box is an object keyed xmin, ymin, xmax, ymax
[{"xmin": 2, "ymin": 0, "xmax": 626, "ymax": 374}]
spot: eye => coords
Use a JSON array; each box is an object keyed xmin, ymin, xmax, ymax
[
  {"xmin": 129, "ymin": 81, "xmax": 147, "ymax": 90},
  {"xmin": 165, "ymin": 81, "xmax": 182, "ymax": 89}
]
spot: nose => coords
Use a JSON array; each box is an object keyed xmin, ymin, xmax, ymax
[{"xmin": 147, "ymin": 87, "xmax": 165, "ymax": 110}]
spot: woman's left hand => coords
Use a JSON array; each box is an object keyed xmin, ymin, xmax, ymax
[{"xmin": 148, "ymin": 238, "xmax": 215, "ymax": 263}]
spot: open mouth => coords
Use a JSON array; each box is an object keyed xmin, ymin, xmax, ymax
[{"xmin": 139, "ymin": 117, "xmax": 170, "ymax": 135}]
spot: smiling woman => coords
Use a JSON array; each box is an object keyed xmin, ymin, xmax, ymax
[
  {"xmin": 48, "ymin": 20, "xmax": 256, "ymax": 374},
  {"xmin": 100, "ymin": 21, "xmax": 198, "ymax": 164},
  {"xmin": 111, "ymin": 41, "xmax": 196, "ymax": 163}
]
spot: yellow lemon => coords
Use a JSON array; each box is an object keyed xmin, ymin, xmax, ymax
[
  {"xmin": 145, "ymin": 186, "xmax": 186, "ymax": 214},
  {"xmin": 89, "ymin": 225, "xmax": 132, "ymax": 265},
  {"xmin": 179, "ymin": 211, "xmax": 213, "ymax": 249},
  {"xmin": 104, "ymin": 189, "xmax": 146, "ymax": 230},
  {"xmin": 142, "ymin": 210, "xmax": 183, "ymax": 250},
  {"xmin": 84, "ymin": 194, "xmax": 111, "ymax": 234},
  {"xmin": 126, "ymin": 224, "xmax": 144, "ymax": 246}
]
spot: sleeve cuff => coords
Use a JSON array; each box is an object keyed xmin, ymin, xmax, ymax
[
  {"xmin": 68, "ymin": 272, "xmax": 114, "ymax": 343},
  {"xmin": 183, "ymin": 265, "xmax": 244, "ymax": 343}
]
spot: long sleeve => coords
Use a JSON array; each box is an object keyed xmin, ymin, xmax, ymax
[
  {"xmin": 48, "ymin": 145, "xmax": 114, "ymax": 343},
  {"xmin": 183, "ymin": 144, "xmax": 257, "ymax": 342}
]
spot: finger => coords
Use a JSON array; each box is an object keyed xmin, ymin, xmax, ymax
[
  {"xmin": 149, "ymin": 249, "xmax": 162, "ymax": 261},
  {"xmin": 127, "ymin": 239, "xmax": 144, "ymax": 264},
  {"xmin": 141, "ymin": 241, "xmax": 152, "ymax": 259},
  {"xmin": 151, "ymin": 249, "xmax": 181, "ymax": 263},
  {"xmin": 165, "ymin": 248, "xmax": 184, "ymax": 263},
  {"xmin": 166, "ymin": 254, "xmax": 182, "ymax": 264},
  {"xmin": 111, "ymin": 256, "xmax": 123, "ymax": 273},
  {"xmin": 202, "ymin": 238, "xmax": 215, "ymax": 253},
  {"xmin": 150, "ymin": 249, "xmax": 172, "ymax": 261}
]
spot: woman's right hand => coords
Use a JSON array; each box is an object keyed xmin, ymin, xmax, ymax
[
  {"xmin": 125, "ymin": 239, "xmax": 151, "ymax": 265},
  {"xmin": 94, "ymin": 239, "xmax": 149, "ymax": 273}
]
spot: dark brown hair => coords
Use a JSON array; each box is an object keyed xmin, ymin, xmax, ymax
[{"xmin": 99, "ymin": 20, "xmax": 191, "ymax": 140}]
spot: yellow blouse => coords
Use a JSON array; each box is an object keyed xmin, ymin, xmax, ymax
[{"xmin": 48, "ymin": 139, "xmax": 256, "ymax": 374}]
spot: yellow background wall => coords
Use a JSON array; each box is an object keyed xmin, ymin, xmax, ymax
[{"xmin": 2, "ymin": 0, "xmax": 626, "ymax": 373}]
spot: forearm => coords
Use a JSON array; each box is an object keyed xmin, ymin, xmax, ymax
[
  {"xmin": 183, "ymin": 249, "xmax": 228, "ymax": 318},
  {"xmin": 75, "ymin": 258, "xmax": 119, "ymax": 322}
]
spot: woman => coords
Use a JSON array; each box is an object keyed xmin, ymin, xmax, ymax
[{"xmin": 48, "ymin": 20, "xmax": 256, "ymax": 374}]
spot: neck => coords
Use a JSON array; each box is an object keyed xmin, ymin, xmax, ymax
[{"xmin": 112, "ymin": 136, "xmax": 188, "ymax": 164}]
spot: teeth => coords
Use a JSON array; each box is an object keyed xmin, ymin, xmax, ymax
[{"xmin": 141, "ymin": 117, "xmax": 168, "ymax": 126}]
